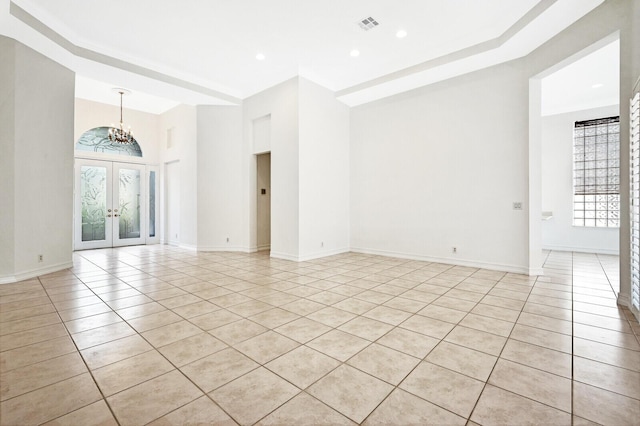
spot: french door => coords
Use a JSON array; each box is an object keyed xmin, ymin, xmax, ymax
[{"xmin": 74, "ymin": 159, "xmax": 158, "ymax": 250}]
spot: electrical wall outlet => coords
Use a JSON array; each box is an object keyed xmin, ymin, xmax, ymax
[
  {"xmin": 226, "ymin": 237, "xmax": 229, "ymax": 243},
  {"xmin": 513, "ymin": 202, "xmax": 523, "ymax": 210},
  {"xmin": 452, "ymin": 247, "xmax": 457, "ymax": 254},
  {"xmin": 321, "ymin": 242, "xmax": 324, "ymax": 248},
  {"xmin": 38, "ymin": 254, "xmax": 43, "ymax": 262}
]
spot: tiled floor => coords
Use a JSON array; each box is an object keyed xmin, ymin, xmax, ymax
[{"xmin": 1, "ymin": 247, "xmax": 639, "ymax": 425}]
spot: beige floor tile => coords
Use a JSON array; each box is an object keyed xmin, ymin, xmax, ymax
[
  {"xmin": 307, "ymin": 329, "xmax": 370, "ymax": 362},
  {"xmin": 189, "ymin": 309, "xmax": 243, "ymax": 330},
  {"xmin": 0, "ymin": 323, "xmax": 68, "ymax": 351},
  {"xmin": 56, "ymin": 303, "xmax": 112, "ymax": 322},
  {"xmin": 126, "ymin": 310, "xmax": 182, "ymax": 332},
  {"xmin": 307, "ymin": 290, "xmax": 348, "ymax": 305},
  {"xmin": 210, "ymin": 318, "xmax": 268, "ymax": 345},
  {"xmin": 42, "ymin": 399, "xmax": 118, "ymax": 426},
  {"xmin": 471, "ymin": 303, "xmax": 520, "ymax": 322},
  {"xmin": 93, "ymin": 350, "xmax": 173, "ymax": 396},
  {"xmin": 399, "ymin": 361, "xmax": 484, "ymax": 418},
  {"xmin": 248, "ymin": 307, "xmax": 301, "ymax": 328},
  {"xmin": 148, "ymin": 395, "xmax": 235, "ymax": 426},
  {"xmin": 211, "ymin": 367, "xmax": 299, "ymax": 425},
  {"xmin": 458, "ymin": 313, "xmax": 514, "ymax": 337},
  {"xmin": 347, "ymin": 343, "xmax": 420, "ymax": 385},
  {"xmin": 399, "ymin": 314, "xmax": 455, "ymax": 339},
  {"xmin": 574, "ymin": 323, "xmax": 640, "ymax": 351},
  {"xmin": 573, "ymin": 356, "xmax": 640, "ymax": 399},
  {"xmin": 279, "ymin": 299, "xmax": 325, "ymax": 316},
  {"xmin": 307, "ymin": 306, "xmax": 357, "ymax": 328},
  {"xmin": 1, "ymin": 352, "xmax": 88, "ymax": 401},
  {"xmin": 80, "ymin": 334, "xmax": 153, "ymax": 370},
  {"xmin": 0, "ymin": 312, "xmax": 61, "ymax": 336},
  {"xmin": 481, "ymin": 295, "xmax": 525, "ymax": 312},
  {"xmin": 417, "ymin": 304, "xmax": 467, "ymax": 324},
  {"xmin": 517, "ymin": 312, "xmax": 572, "ymax": 335},
  {"xmin": 573, "ymin": 381, "xmax": 640, "ymax": 425},
  {"xmin": 71, "ymin": 322, "xmax": 137, "ymax": 350},
  {"xmin": 64, "ymin": 312, "xmax": 123, "ymax": 334},
  {"xmin": 107, "ymin": 370, "xmax": 203, "ymax": 426},
  {"xmin": 275, "ymin": 317, "xmax": 331, "ymax": 343},
  {"xmin": 265, "ymin": 346, "xmax": 340, "ymax": 389},
  {"xmin": 332, "ymin": 297, "xmax": 377, "ymax": 314},
  {"xmin": 444, "ymin": 325, "xmax": 507, "ymax": 356},
  {"xmin": 523, "ymin": 302, "xmax": 572, "ymax": 321},
  {"xmin": 158, "ymin": 332, "xmax": 227, "ymax": 366},
  {"xmin": 0, "ymin": 335, "xmax": 76, "ymax": 373},
  {"xmin": 401, "ymin": 289, "xmax": 440, "ymax": 304},
  {"xmin": 573, "ymin": 337, "xmax": 640, "ymax": 372},
  {"xmin": 510, "ymin": 324, "xmax": 572, "ymax": 353},
  {"xmin": 308, "ymin": 364, "xmax": 394, "ymax": 424},
  {"xmin": 226, "ymin": 300, "xmax": 273, "ymax": 317},
  {"xmin": 0, "ymin": 373, "xmax": 102, "ymax": 426},
  {"xmin": 142, "ymin": 320, "xmax": 203, "ymax": 347},
  {"xmin": 0, "ymin": 296, "xmax": 52, "ymax": 313},
  {"xmin": 0, "ymin": 303, "xmax": 56, "ymax": 323},
  {"xmin": 376, "ymin": 327, "xmax": 439, "ymax": 358},
  {"xmin": 234, "ymin": 331, "xmax": 299, "ymax": 364},
  {"xmin": 488, "ymin": 359, "xmax": 571, "ymax": 412},
  {"xmin": 382, "ymin": 296, "xmax": 427, "ymax": 313},
  {"xmin": 171, "ymin": 300, "xmax": 220, "ymax": 318},
  {"xmin": 426, "ymin": 341, "xmax": 497, "ymax": 381},
  {"xmin": 501, "ymin": 339, "xmax": 572, "ymax": 378},
  {"xmin": 363, "ymin": 388, "xmax": 466, "ymax": 426},
  {"xmin": 362, "ymin": 305, "xmax": 413, "ymax": 326},
  {"xmin": 256, "ymin": 392, "xmax": 356, "ymax": 425},
  {"xmin": 471, "ymin": 385, "xmax": 571, "ymax": 425},
  {"xmin": 181, "ymin": 347, "xmax": 259, "ymax": 392},
  {"xmin": 574, "ymin": 311, "xmax": 633, "ymax": 333}
]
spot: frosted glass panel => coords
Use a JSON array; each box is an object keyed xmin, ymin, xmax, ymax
[
  {"xmin": 80, "ymin": 166, "xmax": 107, "ymax": 242},
  {"xmin": 149, "ymin": 171, "xmax": 156, "ymax": 237},
  {"xmin": 119, "ymin": 169, "xmax": 141, "ymax": 239}
]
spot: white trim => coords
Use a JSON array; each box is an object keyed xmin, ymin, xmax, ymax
[
  {"xmin": 197, "ymin": 245, "xmax": 254, "ymax": 253},
  {"xmin": 269, "ymin": 251, "xmax": 299, "ymax": 262},
  {"xmin": 270, "ymin": 248, "xmax": 350, "ymax": 262},
  {"xmin": 0, "ymin": 261, "xmax": 74, "ymax": 284},
  {"xmin": 350, "ymin": 247, "xmax": 536, "ymax": 275},
  {"xmin": 178, "ymin": 243, "xmax": 198, "ymax": 251},
  {"xmin": 257, "ymin": 244, "xmax": 271, "ymax": 252},
  {"xmin": 542, "ymin": 244, "xmax": 620, "ymax": 255}
]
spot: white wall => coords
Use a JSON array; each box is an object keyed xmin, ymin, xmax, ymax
[
  {"xmin": 0, "ymin": 37, "xmax": 75, "ymax": 282},
  {"xmin": 0, "ymin": 37, "xmax": 16, "ymax": 280},
  {"xmin": 243, "ymin": 78, "xmax": 299, "ymax": 259},
  {"xmin": 164, "ymin": 160, "xmax": 180, "ymax": 245},
  {"xmin": 351, "ymin": 62, "xmax": 530, "ymax": 273},
  {"xmin": 541, "ymin": 105, "xmax": 620, "ymax": 254},
  {"xmin": 196, "ymin": 105, "xmax": 244, "ymax": 250},
  {"xmin": 298, "ymin": 78, "xmax": 350, "ymax": 260},
  {"xmin": 160, "ymin": 104, "xmax": 197, "ymax": 248}
]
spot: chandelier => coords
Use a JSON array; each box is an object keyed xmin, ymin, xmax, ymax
[{"xmin": 108, "ymin": 88, "xmax": 134, "ymax": 144}]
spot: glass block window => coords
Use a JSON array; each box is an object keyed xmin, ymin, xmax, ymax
[{"xmin": 573, "ymin": 116, "xmax": 620, "ymax": 227}]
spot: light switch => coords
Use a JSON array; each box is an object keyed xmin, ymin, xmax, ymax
[{"xmin": 261, "ymin": 188, "xmax": 266, "ymax": 195}]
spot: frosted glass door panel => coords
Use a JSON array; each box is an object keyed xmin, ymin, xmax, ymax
[
  {"xmin": 118, "ymin": 168, "xmax": 141, "ymax": 239},
  {"xmin": 149, "ymin": 170, "xmax": 156, "ymax": 238},
  {"xmin": 80, "ymin": 166, "xmax": 108, "ymax": 242}
]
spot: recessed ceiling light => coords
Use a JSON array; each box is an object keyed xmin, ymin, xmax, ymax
[
  {"xmin": 350, "ymin": 49, "xmax": 360, "ymax": 57},
  {"xmin": 396, "ymin": 30, "xmax": 407, "ymax": 39},
  {"xmin": 256, "ymin": 53, "xmax": 265, "ymax": 61},
  {"xmin": 591, "ymin": 83, "xmax": 604, "ymax": 89}
]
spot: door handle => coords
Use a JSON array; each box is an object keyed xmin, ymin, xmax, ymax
[
  {"xmin": 114, "ymin": 214, "xmax": 120, "ymax": 217},
  {"xmin": 114, "ymin": 209, "xmax": 118, "ymax": 212},
  {"xmin": 108, "ymin": 209, "xmax": 112, "ymax": 212},
  {"xmin": 107, "ymin": 214, "xmax": 112, "ymax": 217}
]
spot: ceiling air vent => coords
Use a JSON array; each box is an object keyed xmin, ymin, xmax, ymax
[{"xmin": 358, "ymin": 17, "xmax": 379, "ymax": 31}]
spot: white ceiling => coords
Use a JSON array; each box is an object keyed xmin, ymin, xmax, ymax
[
  {"xmin": 541, "ymin": 39, "xmax": 619, "ymax": 116},
  {"xmin": 1, "ymin": 0, "xmax": 607, "ymax": 113}
]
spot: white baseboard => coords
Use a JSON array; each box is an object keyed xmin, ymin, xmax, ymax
[
  {"xmin": 257, "ymin": 244, "xmax": 271, "ymax": 252},
  {"xmin": 270, "ymin": 248, "xmax": 350, "ymax": 262},
  {"xmin": 197, "ymin": 245, "xmax": 254, "ymax": 253},
  {"xmin": 350, "ymin": 247, "xmax": 534, "ymax": 275},
  {"xmin": 542, "ymin": 244, "xmax": 619, "ymax": 255},
  {"xmin": 0, "ymin": 261, "xmax": 74, "ymax": 284}
]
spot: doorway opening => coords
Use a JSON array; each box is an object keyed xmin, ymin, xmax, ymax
[{"xmin": 256, "ymin": 152, "xmax": 271, "ymax": 252}]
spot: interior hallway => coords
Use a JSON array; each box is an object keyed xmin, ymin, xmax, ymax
[{"xmin": 1, "ymin": 247, "xmax": 638, "ymax": 425}]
